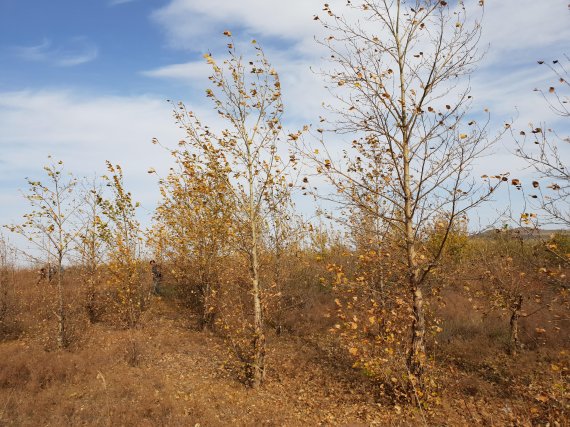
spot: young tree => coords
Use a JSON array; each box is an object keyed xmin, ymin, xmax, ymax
[
  {"xmin": 151, "ymin": 130, "xmax": 234, "ymax": 330},
  {"xmin": 7, "ymin": 157, "xmax": 80, "ymax": 348},
  {"xmin": 477, "ymin": 235, "xmax": 530, "ymax": 355},
  {"xmin": 462, "ymin": 228, "xmax": 563, "ymax": 356},
  {"xmin": 263, "ymin": 177, "xmax": 302, "ymax": 335},
  {"xmin": 175, "ymin": 35, "xmax": 297, "ymax": 387},
  {"xmin": 98, "ymin": 162, "xmax": 145, "ymax": 328},
  {"xmin": 309, "ymin": 0, "xmax": 502, "ymax": 388},
  {"xmin": 76, "ymin": 177, "xmax": 106, "ymax": 323}
]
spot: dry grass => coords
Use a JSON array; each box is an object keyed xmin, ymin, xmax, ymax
[{"xmin": 0, "ymin": 245, "xmax": 567, "ymax": 426}]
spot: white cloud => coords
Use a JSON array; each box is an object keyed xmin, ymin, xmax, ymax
[
  {"xmin": 0, "ymin": 90, "xmax": 189, "ymax": 228},
  {"xmin": 13, "ymin": 37, "xmax": 98, "ymax": 67},
  {"xmin": 471, "ymin": 64, "xmax": 565, "ymax": 126},
  {"xmin": 477, "ymin": 0, "xmax": 570, "ymax": 64},
  {"xmin": 151, "ymin": 0, "xmax": 323, "ymax": 49},
  {"xmin": 56, "ymin": 49, "xmax": 98, "ymax": 67}
]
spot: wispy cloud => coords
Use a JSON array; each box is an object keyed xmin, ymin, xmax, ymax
[
  {"xmin": 55, "ymin": 48, "xmax": 98, "ymax": 67},
  {"xmin": 142, "ymin": 61, "xmax": 212, "ymax": 81},
  {"xmin": 109, "ymin": 0, "xmax": 138, "ymax": 6},
  {"xmin": 14, "ymin": 38, "xmax": 53, "ymax": 62},
  {"xmin": 13, "ymin": 37, "xmax": 98, "ymax": 67}
]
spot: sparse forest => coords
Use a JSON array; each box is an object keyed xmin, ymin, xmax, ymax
[{"xmin": 0, "ymin": 1, "xmax": 568, "ymax": 426}]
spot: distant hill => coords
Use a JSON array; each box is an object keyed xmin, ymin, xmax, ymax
[{"xmin": 472, "ymin": 227, "xmax": 570, "ymax": 240}]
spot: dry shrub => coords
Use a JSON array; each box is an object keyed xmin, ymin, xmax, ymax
[
  {"xmin": 262, "ymin": 251, "xmax": 333, "ymax": 336},
  {"xmin": 76, "ymin": 266, "xmax": 108, "ymax": 324},
  {"xmin": 172, "ymin": 263, "xmax": 220, "ymax": 330},
  {"xmin": 125, "ymin": 337, "xmax": 143, "ymax": 367},
  {"xmin": 457, "ymin": 376, "xmax": 487, "ymax": 397},
  {"xmin": 439, "ymin": 292, "xmax": 507, "ymax": 347},
  {"xmin": 0, "ymin": 268, "xmax": 21, "ymax": 342},
  {"xmin": 213, "ymin": 259, "xmax": 255, "ymax": 383},
  {"xmin": 324, "ymin": 258, "xmax": 418, "ymax": 403},
  {"xmin": 6, "ymin": 268, "xmax": 125, "ymax": 348},
  {"xmin": 0, "ymin": 359, "xmax": 30, "ymax": 389},
  {"xmin": 82, "ymin": 280, "xmax": 111, "ymax": 325},
  {"xmin": 9, "ymin": 270, "xmax": 62, "ymax": 349},
  {"xmin": 0, "ymin": 342, "xmax": 85, "ymax": 392}
]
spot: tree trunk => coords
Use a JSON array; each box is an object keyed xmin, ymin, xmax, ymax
[
  {"xmin": 397, "ymin": 13, "xmax": 427, "ymax": 388},
  {"xmin": 247, "ymin": 156, "xmax": 265, "ymax": 388},
  {"xmin": 509, "ymin": 294, "xmax": 523, "ymax": 355},
  {"xmin": 407, "ymin": 281, "xmax": 425, "ymax": 386},
  {"xmin": 250, "ymin": 244, "xmax": 265, "ymax": 388},
  {"xmin": 86, "ymin": 277, "xmax": 97, "ymax": 323},
  {"xmin": 273, "ymin": 246, "xmax": 284, "ymax": 336},
  {"xmin": 201, "ymin": 281, "xmax": 214, "ymax": 332},
  {"xmin": 56, "ymin": 255, "xmax": 66, "ymax": 349}
]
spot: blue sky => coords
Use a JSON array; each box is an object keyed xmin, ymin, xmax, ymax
[
  {"xmin": 0, "ymin": 0, "xmax": 569, "ymax": 241},
  {"xmin": 1, "ymin": 0, "xmax": 185, "ymax": 94}
]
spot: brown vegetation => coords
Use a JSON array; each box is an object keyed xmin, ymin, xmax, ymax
[{"xmin": 0, "ymin": 230, "xmax": 567, "ymax": 425}]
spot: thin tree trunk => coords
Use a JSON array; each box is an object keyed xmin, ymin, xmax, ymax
[
  {"xmin": 509, "ymin": 294, "xmax": 523, "ymax": 355},
  {"xmin": 274, "ymin": 243, "xmax": 283, "ymax": 336},
  {"xmin": 56, "ymin": 254, "xmax": 66, "ymax": 349},
  {"xmin": 402, "ymin": 134, "xmax": 426, "ymax": 386},
  {"xmin": 250, "ymin": 237, "xmax": 265, "ymax": 388},
  {"xmin": 86, "ymin": 276, "xmax": 97, "ymax": 323},
  {"xmin": 201, "ymin": 280, "xmax": 213, "ymax": 331},
  {"xmin": 201, "ymin": 255, "xmax": 217, "ymax": 331},
  {"xmin": 407, "ymin": 282, "xmax": 425, "ymax": 383},
  {"xmin": 246, "ymin": 146, "xmax": 266, "ymax": 388}
]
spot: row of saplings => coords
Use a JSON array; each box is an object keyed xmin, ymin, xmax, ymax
[{"xmin": 27, "ymin": 227, "xmax": 566, "ymax": 411}]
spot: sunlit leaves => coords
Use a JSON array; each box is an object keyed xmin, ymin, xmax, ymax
[{"xmin": 98, "ymin": 162, "xmax": 144, "ymax": 328}]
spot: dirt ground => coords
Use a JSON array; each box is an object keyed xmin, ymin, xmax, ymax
[{"xmin": 0, "ymin": 274, "xmax": 567, "ymax": 426}]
